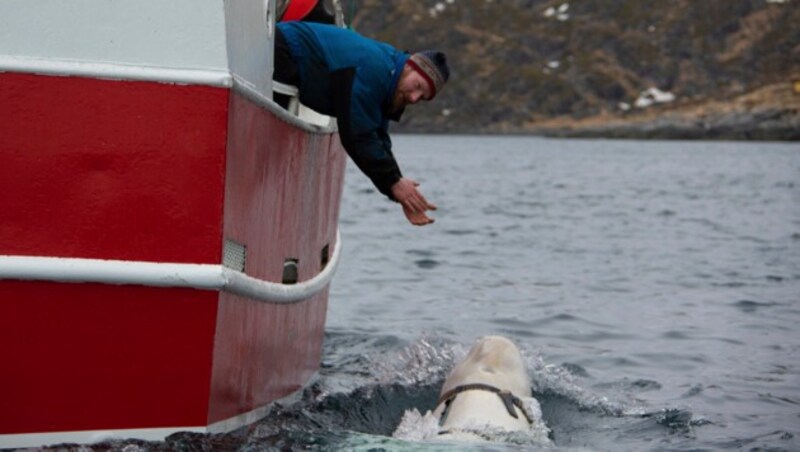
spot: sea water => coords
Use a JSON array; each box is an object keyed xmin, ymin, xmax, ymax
[{"xmin": 55, "ymin": 136, "xmax": 800, "ymax": 451}]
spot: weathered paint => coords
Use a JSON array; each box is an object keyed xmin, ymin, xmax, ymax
[
  {"xmin": 208, "ymin": 290, "xmax": 330, "ymax": 423},
  {"xmin": 221, "ymin": 92, "xmax": 346, "ymax": 283},
  {"xmin": 208, "ymin": 92, "xmax": 346, "ymax": 422}
]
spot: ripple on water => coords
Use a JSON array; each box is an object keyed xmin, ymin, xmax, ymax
[
  {"xmin": 442, "ymin": 228, "xmax": 479, "ymax": 236},
  {"xmin": 559, "ymin": 362, "xmax": 591, "ymax": 378},
  {"xmin": 414, "ymin": 258, "xmax": 440, "ymax": 269},
  {"xmin": 595, "ymin": 378, "xmax": 663, "ymax": 393},
  {"xmin": 681, "ymin": 383, "xmax": 705, "ymax": 398},
  {"xmin": 634, "ymin": 408, "xmax": 700, "ymax": 434},
  {"xmin": 733, "ymin": 299, "xmax": 780, "ymax": 313},
  {"xmin": 634, "ymin": 352, "xmax": 712, "ymax": 371},
  {"xmin": 528, "ymin": 313, "xmax": 581, "ymax": 326},
  {"xmin": 662, "ymin": 330, "xmax": 692, "ymax": 340}
]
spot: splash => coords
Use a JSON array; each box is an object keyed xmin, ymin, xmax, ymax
[
  {"xmin": 374, "ymin": 334, "xmax": 466, "ymax": 386},
  {"xmin": 392, "ymin": 408, "xmax": 441, "ymax": 442},
  {"xmin": 523, "ymin": 349, "xmax": 646, "ymax": 417},
  {"xmin": 392, "ymin": 405, "xmax": 553, "ymax": 447},
  {"xmin": 385, "ymin": 336, "xmax": 553, "ymax": 447}
]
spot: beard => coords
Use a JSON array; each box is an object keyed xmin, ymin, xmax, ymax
[{"xmin": 390, "ymin": 88, "xmax": 406, "ymax": 114}]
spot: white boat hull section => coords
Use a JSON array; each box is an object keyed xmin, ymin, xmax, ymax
[
  {"xmin": 0, "ymin": 399, "xmax": 274, "ymax": 448},
  {"xmin": 0, "ymin": 0, "xmax": 228, "ymax": 72},
  {"xmin": 0, "ymin": 0, "xmax": 277, "ymax": 96}
]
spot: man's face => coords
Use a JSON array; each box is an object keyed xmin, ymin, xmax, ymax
[{"xmin": 391, "ymin": 65, "xmax": 433, "ymax": 113}]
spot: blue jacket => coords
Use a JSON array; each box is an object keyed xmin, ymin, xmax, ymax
[{"xmin": 276, "ymin": 22, "xmax": 409, "ymax": 199}]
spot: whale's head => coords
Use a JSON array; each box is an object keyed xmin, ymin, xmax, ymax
[
  {"xmin": 393, "ymin": 335, "xmax": 551, "ymax": 444},
  {"xmin": 441, "ymin": 335, "xmax": 531, "ymax": 400}
]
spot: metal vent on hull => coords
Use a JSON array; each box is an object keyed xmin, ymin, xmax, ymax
[
  {"xmin": 222, "ymin": 239, "xmax": 246, "ymax": 272},
  {"xmin": 282, "ymin": 258, "xmax": 299, "ymax": 285}
]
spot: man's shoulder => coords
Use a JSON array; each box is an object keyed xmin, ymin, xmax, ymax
[
  {"xmin": 279, "ymin": 21, "xmax": 398, "ymax": 54},
  {"xmin": 278, "ymin": 21, "xmax": 354, "ymax": 40}
]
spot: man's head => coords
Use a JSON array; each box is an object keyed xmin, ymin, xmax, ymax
[
  {"xmin": 391, "ymin": 50, "xmax": 449, "ymax": 112},
  {"xmin": 408, "ymin": 51, "xmax": 449, "ymax": 99}
]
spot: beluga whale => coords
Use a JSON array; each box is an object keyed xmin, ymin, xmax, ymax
[{"xmin": 393, "ymin": 335, "xmax": 552, "ymax": 445}]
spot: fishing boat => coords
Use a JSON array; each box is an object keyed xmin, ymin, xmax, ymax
[{"xmin": 0, "ymin": 0, "xmax": 346, "ymax": 447}]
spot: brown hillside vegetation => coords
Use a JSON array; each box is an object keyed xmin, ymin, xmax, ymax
[{"xmin": 351, "ymin": 0, "xmax": 799, "ymax": 139}]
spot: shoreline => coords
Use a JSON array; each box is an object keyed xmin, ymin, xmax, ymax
[{"xmin": 399, "ymin": 83, "xmax": 800, "ymax": 141}]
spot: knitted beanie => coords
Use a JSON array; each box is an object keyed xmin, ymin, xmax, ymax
[{"xmin": 408, "ymin": 50, "xmax": 450, "ymax": 99}]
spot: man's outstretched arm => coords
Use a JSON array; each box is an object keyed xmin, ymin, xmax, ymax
[{"xmin": 331, "ymin": 69, "xmax": 437, "ymax": 226}]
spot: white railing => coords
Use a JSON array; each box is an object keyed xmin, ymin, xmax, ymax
[{"xmin": 0, "ymin": 232, "xmax": 342, "ymax": 304}]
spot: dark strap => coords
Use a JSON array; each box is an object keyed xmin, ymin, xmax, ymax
[{"xmin": 436, "ymin": 383, "xmax": 534, "ymax": 425}]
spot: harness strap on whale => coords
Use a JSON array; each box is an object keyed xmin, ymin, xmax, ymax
[{"xmin": 436, "ymin": 383, "xmax": 535, "ymax": 426}]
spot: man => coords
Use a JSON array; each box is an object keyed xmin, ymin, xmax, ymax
[{"xmin": 274, "ymin": 21, "xmax": 450, "ymax": 226}]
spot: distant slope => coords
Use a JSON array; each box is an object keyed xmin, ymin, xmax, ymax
[{"xmin": 351, "ymin": 0, "xmax": 799, "ymax": 139}]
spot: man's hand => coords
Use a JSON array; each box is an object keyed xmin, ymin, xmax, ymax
[{"xmin": 390, "ymin": 177, "xmax": 438, "ymax": 226}]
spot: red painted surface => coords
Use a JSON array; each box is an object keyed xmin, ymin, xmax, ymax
[
  {"xmin": 0, "ymin": 74, "xmax": 346, "ymax": 438},
  {"xmin": 220, "ymin": 93, "xmax": 346, "ymax": 284},
  {"xmin": 282, "ymin": 0, "xmax": 318, "ymax": 21},
  {"xmin": 0, "ymin": 281, "xmax": 218, "ymax": 433},
  {"xmin": 0, "ymin": 73, "xmax": 229, "ymax": 264},
  {"xmin": 208, "ymin": 92, "xmax": 346, "ymax": 422},
  {"xmin": 208, "ymin": 290, "xmax": 330, "ymax": 423}
]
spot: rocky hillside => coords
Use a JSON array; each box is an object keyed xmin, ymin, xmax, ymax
[{"xmin": 349, "ymin": 0, "xmax": 799, "ymax": 139}]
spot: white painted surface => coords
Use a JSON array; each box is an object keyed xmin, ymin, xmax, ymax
[
  {"xmin": 0, "ymin": 0, "xmax": 333, "ymax": 128},
  {"xmin": 0, "ymin": 399, "xmax": 274, "ymax": 448},
  {"xmin": 0, "ymin": 232, "xmax": 342, "ymax": 304},
  {"xmin": 0, "ymin": 0, "xmax": 229, "ymax": 73},
  {"xmin": 225, "ymin": 0, "xmax": 275, "ymax": 98},
  {"xmin": 0, "ymin": 427, "xmax": 206, "ymax": 449},
  {"xmin": 0, "ymin": 0, "xmax": 279, "ymax": 98},
  {"xmin": 0, "ymin": 54, "xmax": 232, "ymax": 85}
]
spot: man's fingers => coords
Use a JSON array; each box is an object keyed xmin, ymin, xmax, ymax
[
  {"xmin": 408, "ymin": 191, "xmax": 434, "ymax": 212},
  {"xmin": 411, "ymin": 214, "xmax": 434, "ymax": 226},
  {"xmin": 402, "ymin": 196, "xmax": 437, "ymax": 218},
  {"xmin": 406, "ymin": 197, "xmax": 431, "ymax": 215},
  {"xmin": 402, "ymin": 204, "xmax": 434, "ymax": 226}
]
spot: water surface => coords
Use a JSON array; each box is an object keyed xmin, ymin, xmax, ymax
[
  {"xmin": 56, "ymin": 136, "xmax": 800, "ymax": 451},
  {"xmin": 322, "ymin": 135, "xmax": 800, "ymax": 450}
]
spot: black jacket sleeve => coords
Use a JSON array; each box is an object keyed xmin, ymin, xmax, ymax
[{"xmin": 330, "ymin": 68, "xmax": 402, "ymax": 200}]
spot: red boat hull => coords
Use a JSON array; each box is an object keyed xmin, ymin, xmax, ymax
[{"xmin": 0, "ymin": 70, "xmax": 346, "ymax": 443}]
